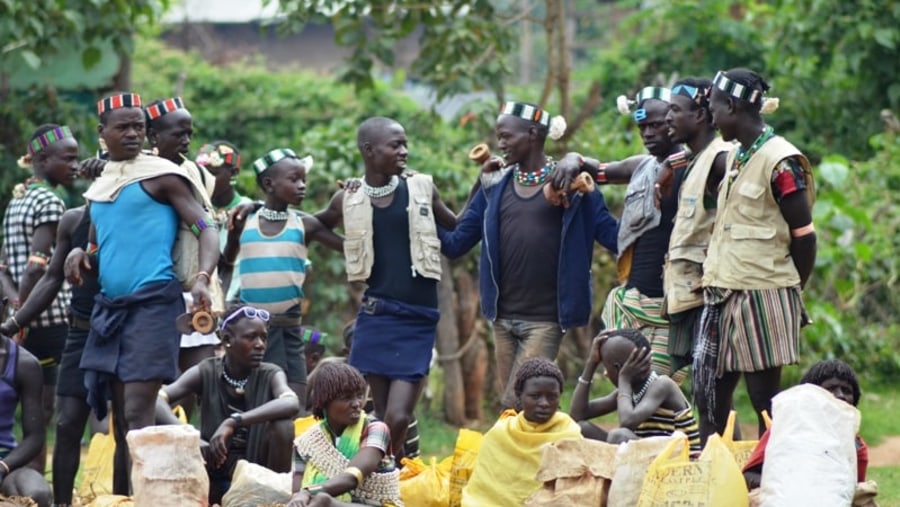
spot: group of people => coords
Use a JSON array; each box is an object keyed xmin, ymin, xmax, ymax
[{"xmin": 0, "ymin": 65, "xmax": 828, "ymax": 506}]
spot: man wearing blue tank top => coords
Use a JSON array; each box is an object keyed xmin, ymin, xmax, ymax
[{"xmin": 64, "ymin": 93, "xmax": 220, "ymax": 494}]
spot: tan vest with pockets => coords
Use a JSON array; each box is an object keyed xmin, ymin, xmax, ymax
[
  {"xmin": 342, "ymin": 173, "xmax": 442, "ymax": 283},
  {"xmin": 663, "ymin": 137, "xmax": 733, "ymax": 314},
  {"xmin": 702, "ymin": 136, "xmax": 813, "ymax": 290}
]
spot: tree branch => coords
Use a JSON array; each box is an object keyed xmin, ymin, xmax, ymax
[{"xmin": 560, "ymin": 80, "xmax": 604, "ymax": 143}]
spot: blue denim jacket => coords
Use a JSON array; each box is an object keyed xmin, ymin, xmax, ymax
[{"xmin": 439, "ymin": 170, "xmax": 618, "ymax": 329}]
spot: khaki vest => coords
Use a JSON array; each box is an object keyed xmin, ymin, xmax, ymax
[
  {"xmin": 702, "ymin": 136, "xmax": 814, "ymax": 290},
  {"xmin": 343, "ymin": 173, "xmax": 442, "ymax": 282},
  {"xmin": 663, "ymin": 137, "xmax": 732, "ymax": 314}
]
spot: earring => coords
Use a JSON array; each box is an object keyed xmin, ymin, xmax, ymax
[
  {"xmin": 225, "ymin": 344, "xmax": 231, "ymax": 348},
  {"xmin": 151, "ymin": 146, "xmax": 159, "ymax": 156}
]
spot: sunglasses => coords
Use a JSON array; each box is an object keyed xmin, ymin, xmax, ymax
[{"xmin": 220, "ymin": 306, "xmax": 270, "ymax": 331}]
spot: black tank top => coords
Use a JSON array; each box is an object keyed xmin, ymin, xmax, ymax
[
  {"xmin": 366, "ymin": 179, "xmax": 438, "ymax": 308},
  {"xmin": 70, "ymin": 208, "xmax": 101, "ymax": 319}
]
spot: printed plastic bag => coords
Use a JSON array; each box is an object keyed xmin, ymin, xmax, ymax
[
  {"xmin": 525, "ymin": 438, "xmax": 617, "ymax": 507},
  {"xmin": 637, "ymin": 433, "xmax": 749, "ymax": 507},
  {"xmin": 722, "ymin": 410, "xmax": 770, "ymax": 469},
  {"xmin": 448, "ymin": 429, "xmax": 483, "ymax": 507},
  {"xmin": 607, "ymin": 433, "xmax": 685, "ymax": 507},
  {"xmin": 757, "ymin": 384, "xmax": 860, "ymax": 506},
  {"xmin": 399, "ymin": 456, "xmax": 452, "ymax": 507}
]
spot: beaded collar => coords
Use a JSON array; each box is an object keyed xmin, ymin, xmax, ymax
[
  {"xmin": 513, "ymin": 159, "xmax": 554, "ymax": 187},
  {"xmin": 632, "ymin": 371, "xmax": 659, "ymax": 404},
  {"xmin": 259, "ymin": 207, "xmax": 290, "ymax": 222},
  {"xmin": 362, "ymin": 174, "xmax": 400, "ymax": 198}
]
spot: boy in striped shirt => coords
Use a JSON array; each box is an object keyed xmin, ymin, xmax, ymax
[{"xmin": 223, "ymin": 149, "xmax": 342, "ymax": 409}]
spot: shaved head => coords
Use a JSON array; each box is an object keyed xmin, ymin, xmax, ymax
[{"xmin": 357, "ymin": 117, "xmax": 402, "ymax": 150}]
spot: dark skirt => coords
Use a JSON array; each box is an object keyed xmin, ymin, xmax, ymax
[{"xmin": 349, "ymin": 295, "xmax": 439, "ymax": 382}]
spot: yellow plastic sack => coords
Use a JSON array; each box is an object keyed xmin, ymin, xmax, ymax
[
  {"xmin": 399, "ymin": 456, "xmax": 452, "ymax": 507},
  {"xmin": 84, "ymin": 495, "xmax": 134, "ymax": 507},
  {"xmin": 448, "ymin": 429, "xmax": 483, "ymax": 507},
  {"xmin": 294, "ymin": 415, "xmax": 317, "ymax": 438},
  {"xmin": 722, "ymin": 410, "xmax": 770, "ymax": 469},
  {"xmin": 637, "ymin": 433, "xmax": 749, "ymax": 507},
  {"xmin": 78, "ymin": 419, "xmax": 116, "ymax": 502}
]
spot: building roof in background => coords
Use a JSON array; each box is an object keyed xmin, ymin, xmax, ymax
[{"xmin": 162, "ymin": 0, "xmax": 281, "ymax": 23}]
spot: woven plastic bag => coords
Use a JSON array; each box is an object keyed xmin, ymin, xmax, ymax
[
  {"xmin": 126, "ymin": 425, "xmax": 209, "ymax": 506},
  {"xmin": 637, "ymin": 433, "xmax": 749, "ymax": 507},
  {"xmin": 757, "ymin": 384, "xmax": 860, "ymax": 506},
  {"xmin": 399, "ymin": 456, "xmax": 452, "ymax": 507},
  {"xmin": 525, "ymin": 438, "xmax": 617, "ymax": 507},
  {"xmin": 606, "ymin": 433, "xmax": 685, "ymax": 507},
  {"xmin": 221, "ymin": 459, "xmax": 292, "ymax": 507},
  {"xmin": 448, "ymin": 429, "xmax": 482, "ymax": 507}
]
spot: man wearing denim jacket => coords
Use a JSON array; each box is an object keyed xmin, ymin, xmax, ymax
[{"xmin": 439, "ymin": 101, "xmax": 618, "ymax": 409}]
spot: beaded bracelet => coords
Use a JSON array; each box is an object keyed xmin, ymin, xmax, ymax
[{"xmin": 190, "ymin": 217, "xmax": 211, "ymax": 237}]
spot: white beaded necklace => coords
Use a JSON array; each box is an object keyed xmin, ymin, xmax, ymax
[
  {"xmin": 259, "ymin": 207, "xmax": 290, "ymax": 221},
  {"xmin": 222, "ymin": 361, "xmax": 249, "ymax": 395},
  {"xmin": 362, "ymin": 174, "xmax": 400, "ymax": 199},
  {"xmin": 632, "ymin": 371, "xmax": 659, "ymax": 404}
]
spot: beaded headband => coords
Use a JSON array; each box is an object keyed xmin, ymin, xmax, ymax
[
  {"xmin": 712, "ymin": 71, "xmax": 763, "ymax": 105},
  {"xmin": 499, "ymin": 101, "xmax": 568, "ymax": 140},
  {"xmin": 252, "ymin": 148, "xmax": 314, "ymax": 175},
  {"xmin": 500, "ymin": 101, "xmax": 551, "ymax": 127},
  {"xmin": 97, "ymin": 93, "xmax": 142, "ymax": 116},
  {"xmin": 27, "ymin": 126, "xmax": 74, "ymax": 157},
  {"xmin": 301, "ymin": 327, "xmax": 324, "ymax": 346},
  {"xmin": 145, "ymin": 97, "xmax": 185, "ymax": 120},
  {"xmin": 617, "ymin": 87, "xmax": 671, "ymax": 121},
  {"xmin": 197, "ymin": 143, "xmax": 241, "ymax": 169}
]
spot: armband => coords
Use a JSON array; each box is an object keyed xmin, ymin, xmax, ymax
[
  {"xmin": 666, "ymin": 151, "xmax": 690, "ymax": 171},
  {"xmin": 157, "ymin": 390, "xmax": 169, "ymax": 403},
  {"xmin": 190, "ymin": 217, "xmax": 211, "ymax": 237},
  {"xmin": 791, "ymin": 223, "xmax": 816, "ymax": 237},
  {"xmin": 86, "ymin": 242, "xmax": 99, "ymax": 255},
  {"xmin": 594, "ymin": 163, "xmax": 609, "ymax": 184},
  {"xmin": 344, "ymin": 466, "xmax": 364, "ymax": 485}
]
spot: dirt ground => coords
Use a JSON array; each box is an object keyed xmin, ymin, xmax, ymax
[{"xmin": 868, "ymin": 435, "xmax": 900, "ymax": 467}]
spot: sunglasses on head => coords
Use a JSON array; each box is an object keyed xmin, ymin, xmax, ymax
[{"xmin": 220, "ymin": 306, "xmax": 270, "ymax": 331}]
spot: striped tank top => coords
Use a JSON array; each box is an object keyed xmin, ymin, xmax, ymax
[
  {"xmin": 238, "ymin": 211, "xmax": 308, "ymax": 314},
  {"xmin": 635, "ymin": 406, "xmax": 702, "ymax": 453}
]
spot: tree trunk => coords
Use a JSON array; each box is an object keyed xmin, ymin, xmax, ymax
[{"xmin": 436, "ymin": 257, "xmax": 466, "ymax": 425}]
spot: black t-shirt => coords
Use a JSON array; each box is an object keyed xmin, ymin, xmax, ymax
[
  {"xmin": 366, "ymin": 180, "xmax": 438, "ymax": 308},
  {"xmin": 497, "ymin": 182, "xmax": 563, "ymax": 321},
  {"xmin": 626, "ymin": 165, "xmax": 686, "ymax": 297}
]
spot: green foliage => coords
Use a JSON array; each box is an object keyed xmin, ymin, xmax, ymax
[
  {"xmin": 801, "ymin": 132, "xmax": 900, "ymax": 383},
  {"xmin": 267, "ymin": 0, "xmax": 514, "ymax": 100},
  {"xmin": 754, "ymin": 0, "xmax": 900, "ymax": 159},
  {"xmin": 0, "ymin": 0, "xmax": 167, "ymax": 70}
]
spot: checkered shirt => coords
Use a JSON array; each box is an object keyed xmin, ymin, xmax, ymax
[{"xmin": 2, "ymin": 186, "xmax": 70, "ymax": 328}]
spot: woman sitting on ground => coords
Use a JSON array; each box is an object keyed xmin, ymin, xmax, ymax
[
  {"xmin": 156, "ymin": 305, "xmax": 299, "ymax": 504},
  {"xmin": 462, "ymin": 357, "xmax": 582, "ymax": 506},
  {"xmin": 289, "ymin": 362, "xmax": 402, "ymax": 507}
]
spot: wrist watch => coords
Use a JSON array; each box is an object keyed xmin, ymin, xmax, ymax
[{"xmin": 229, "ymin": 412, "xmax": 243, "ymax": 427}]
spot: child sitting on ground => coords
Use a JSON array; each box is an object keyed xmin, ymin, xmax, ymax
[
  {"xmin": 570, "ymin": 328, "xmax": 701, "ymax": 452},
  {"xmin": 223, "ymin": 149, "xmax": 342, "ymax": 410},
  {"xmin": 742, "ymin": 359, "xmax": 869, "ymax": 489}
]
